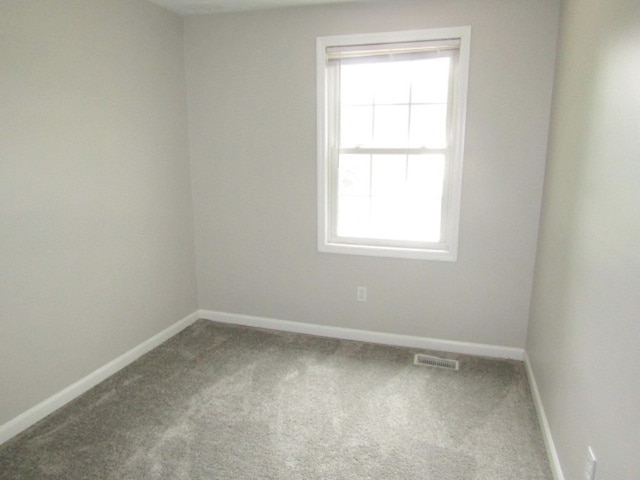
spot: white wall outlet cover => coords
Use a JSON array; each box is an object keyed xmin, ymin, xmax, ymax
[{"xmin": 357, "ymin": 286, "xmax": 367, "ymax": 302}]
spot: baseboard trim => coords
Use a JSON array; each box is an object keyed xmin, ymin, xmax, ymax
[
  {"xmin": 199, "ymin": 310, "xmax": 524, "ymax": 360},
  {"xmin": 0, "ymin": 310, "xmax": 200, "ymax": 446},
  {"xmin": 524, "ymin": 352, "xmax": 565, "ymax": 480},
  {"xmin": 0, "ymin": 309, "xmax": 527, "ymax": 447}
]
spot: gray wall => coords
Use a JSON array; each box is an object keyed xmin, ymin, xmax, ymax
[
  {"xmin": 185, "ymin": 0, "xmax": 560, "ymax": 348},
  {"xmin": 0, "ymin": 1, "xmax": 197, "ymax": 426},
  {"xmin": 526, "ymin": 0, "xmax": 640, "ymax": 477}
]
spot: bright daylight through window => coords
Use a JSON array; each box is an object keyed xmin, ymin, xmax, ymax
[{"xmin": 317, "ymin": 28, "xmax": 470, "ymax": 260}]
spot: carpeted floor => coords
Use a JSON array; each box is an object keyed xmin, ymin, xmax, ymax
[{"xmin": 0, "ymin": 320, "xmax": 552, "ymax": 479}]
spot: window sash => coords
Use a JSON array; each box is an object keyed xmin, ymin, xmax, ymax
[
  {"xmin": 326, "ymin": 49, "xmax": 455, "ymax": 249},
  {"xmin": 329, "ymin": 151, "xmax": 451, "ymax": 249}
]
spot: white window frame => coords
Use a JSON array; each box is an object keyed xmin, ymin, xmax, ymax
[{"xmin": 317, "ymin": 27, "xmax": 470, "ymax": 261}]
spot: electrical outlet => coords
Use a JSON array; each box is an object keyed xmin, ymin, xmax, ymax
[
  {"xmin": 585, "ymin": 447, "xmax": 597, "ymax": 480},
  {"xmin": 357, "ymin": 286, "xmax": 367, "ymax": 302}
]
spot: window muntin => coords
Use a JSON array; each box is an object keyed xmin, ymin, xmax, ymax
[{"xmin": 317, "ymin": 28, "xmax": 470, "ymax": 261}]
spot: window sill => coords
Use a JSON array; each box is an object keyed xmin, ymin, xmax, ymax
[{"xmin": 318, "ymin": 240, "xmax": 457, "ymax": 261}]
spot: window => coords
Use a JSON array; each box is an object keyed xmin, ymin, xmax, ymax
[{"xmin": 317, "ymin": 27, "xmax": 470, "ymax": 260}]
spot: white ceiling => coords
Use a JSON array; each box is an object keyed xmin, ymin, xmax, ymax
[{"xmin": 147, "ymin": 0, "xmax": 367, "ymax": 15}]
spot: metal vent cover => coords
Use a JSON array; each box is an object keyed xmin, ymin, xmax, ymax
[{"xmin": 414, "ymin": 354, "xmax": 459, "ymax": 370}]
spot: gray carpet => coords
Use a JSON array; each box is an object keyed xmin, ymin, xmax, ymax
[{"xmin": 0, "ymin": 320, "xmax": 552, "ymax": 479}]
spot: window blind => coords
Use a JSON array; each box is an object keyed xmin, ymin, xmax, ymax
[{"xmin": 326, "ymin": 39, "xmax": 460, "ymax": 64}]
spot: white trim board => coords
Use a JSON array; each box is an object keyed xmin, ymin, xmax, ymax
[
  {"xmin": 0, "ymin": 311, "xmax": 200, "ymax": 446},
  {"xmin": 524, "ymin": 352, "xmax": 565, "ymax": 480},
  {"xmin": 199, "ymin": 310, "xmax": 524, "ymax": 360},
  {"xmin": 0, "ymin": 309, "xmax": 526, "ymax": 447}
]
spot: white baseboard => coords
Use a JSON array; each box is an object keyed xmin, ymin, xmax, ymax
[
  {"xmin": 524, "ymin": 352, "xmax": 565, "ymax": 480},
  {"xmin": 0, "ymin": 309, "xmax": 527, "ymax": 447},
  {"xmin": 0, "ymin": 310, "xmax": 200, "ymax": 446},
  {"xmin": 199, "ymin": 310, "xmax": 525, "ymax": 360}
]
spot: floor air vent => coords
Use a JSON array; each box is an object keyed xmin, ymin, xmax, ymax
[{"xmin": 414, "ymin": 354, "xmax": 459, "ymax": 370}]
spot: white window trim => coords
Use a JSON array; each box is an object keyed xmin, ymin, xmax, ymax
[{"xmin": 317, "ymin": 27, "xmax": 470, "ymax": 261}]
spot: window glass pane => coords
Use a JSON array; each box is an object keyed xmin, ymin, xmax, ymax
[
  {"xmin": 340, "ymin": 105, "xmax": 373, "ymax": 147},
  {"xmin": 336, "ymin": 196, "xmax": 370, "ymax": 238},
  {"xmin": 405, "ymin": 199, "xmax": 442, "ymax": 242},
  {"xmin": 338, "ymin": 154, "xmax": 371, "ymax": 197},
  {"xmin": 370, "ymin": 196, "xmax": 406, "ymax": 239},
  {"xmin": 410, "ymin": 57, "xmax": 451, "ymax": 104},
  {"xmin": 369, "ymin": 196, "xmax": 442, "ymax": 242},
  {"xmin": 364, "ymin": 154, "xmax": 444, "ymax": 242},
  {"xmin": 407, "ymin": 154, "xmax": 445, "ymax": 199},
  {"xmin": 373, "ymin": 105, "xmax": 410, "ymax": 146},
  {"xmin": 409, "ymin": 105, "xmax": 447, "ymax": 148},
  {"xmin": 371, "ymin": 154, "xmax": 406, "ymax": 196},
  {"xmin": 372, "ymin": 61, "xmax": 411, "ymax": 105},
  {"xmin": 340, "ymin": 64, "xmax": 376, "ymax": 105}
]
